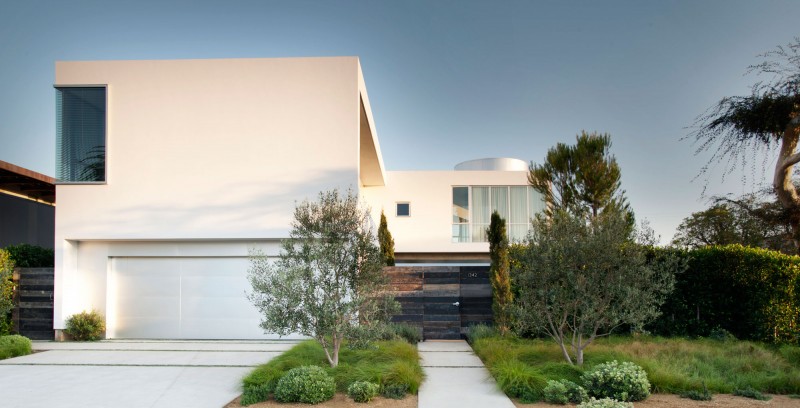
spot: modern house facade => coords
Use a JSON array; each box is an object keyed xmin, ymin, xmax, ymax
[
  {"xmin": 54, "ymin": 57, "xmax": 543, "ymax": 340},
  {"xmin": 0, "ymin": 160, "xmax": 55, "ymax": 249}
]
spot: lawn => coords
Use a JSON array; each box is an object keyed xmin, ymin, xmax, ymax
[
  {"xmin": 236, "ymin": 339, "xmax": 424, "ymax": 406},
  {"xmin": 470, "ymin": 333, "xmax": 800, "ymax": 403}
]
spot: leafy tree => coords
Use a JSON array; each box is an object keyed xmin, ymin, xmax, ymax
[
  {"xmin": 689, "ymin": 38, "xmax": 800, "ymax": 250},
  {"xmin": 514, "ymin": 210, "xmax": 682, "ymax": 365},
  {"xmin": 529, "ymin": 131, "xmax": 630, "ymax": 220},
  {"xmin": 378, "ymin": 210, "xmax": 395, "ymax": 266},
  {"xmin": 247, "ymin": 189, "xmax": 397, "ymax": 367},
  {"xmin": 0, "ymin": 249, "xmax": 15, "ymax": 335},
  {"xmin": 487, "ymin": 211, "xmax": 513, "ymax": 336},
  {"xmin": 673, "ymin": 195, "xmax": 794, "ymax": 253}
]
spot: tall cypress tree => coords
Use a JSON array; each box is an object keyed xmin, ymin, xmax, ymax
[
  {"xmin": 378, "ymin": 210, "xmax": 395, "ymax": 266},
  {"xmin": 487, "ymin": 211, "xmax": 512, "ymax": 335}
]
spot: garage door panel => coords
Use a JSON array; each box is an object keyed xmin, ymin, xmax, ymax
[
  {"xmin": 110, "ymin": 257, "xmax": 269, "ymax": 339},
  {"xmin": 115, "ymin": 317, "xmax": 181, "ymax": 339}
]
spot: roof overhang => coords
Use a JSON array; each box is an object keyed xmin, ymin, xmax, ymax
[{"xmin": 0, "ymin": 160, "xmax": 56, "ymax": 204}]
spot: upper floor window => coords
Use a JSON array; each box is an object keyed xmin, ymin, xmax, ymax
[
  {"xmin": 452, "ymin": 185, "xmax": 545, "ymax": 243},
  {"xmin": 396, "ymin": 202, "xmax": 410, "ymax": 217},
  {"xmin": 56, "ymin": 87, "xmax": 106, "ymax": 183}
]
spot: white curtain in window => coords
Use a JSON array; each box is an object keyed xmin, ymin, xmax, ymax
[
  {"xmin": 491, "ymin": 186, "xmax": 509, "ymax": 219},
  {"xmin": 473, "ymin": 187, "xmax": 490, "ymax": 241},
  {"xmin": 509, "ymin": 186, "xmax": 528, "ymax": 224}
]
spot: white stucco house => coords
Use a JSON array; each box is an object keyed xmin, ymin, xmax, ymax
[{"xmin": 54, "ymin": 57, "xmax": 544, "ymax": 340}]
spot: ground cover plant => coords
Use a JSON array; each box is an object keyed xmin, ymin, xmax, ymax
[
  {"xmin": 240, "ymin": 339, "xmax": 423, "ymax": 406},
  {"xmin": 470, "ymin": 334, "xmax": 800, "ymax": 403},
  {"xmin": 0, "ymin": 334, "xmax": 32, "ymax": 360}
]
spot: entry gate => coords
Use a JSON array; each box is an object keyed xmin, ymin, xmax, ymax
[{"xmin": 386, "ymin": 266, "xmax": 492, "ymax": 340}]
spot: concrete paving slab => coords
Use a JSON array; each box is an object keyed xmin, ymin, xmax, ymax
[
  {"xmin": 0, "ymin": 340, "xmax": 300, "ymax": 408},
  {"xmin": 0, "ymin": 365, "xmax": 249, "ymax": 408},
  {"xmin": 32, "ymin": 340, "xmax": 297, "ymax": 352},
  {"xmin": 0, "ymin": 349, "xmax": 282, "ymax": 366},
  {"xmin": 418, "ymin": 340, "xmax": 515, "ymax": 408},
  {"xmin": 419, "ymin": 351, "xmax": 484, "ymax": 367}
]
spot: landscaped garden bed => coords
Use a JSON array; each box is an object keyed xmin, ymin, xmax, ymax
[
  {"xmin": 228, "ymin": 339, "xmax": 423, "ymax": 407},
  {"xmin": 470, "ymin": 332, "xmax": 800, "ymax": 406}
]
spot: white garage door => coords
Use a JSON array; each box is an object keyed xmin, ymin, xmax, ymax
[{"xmin": 109, "ymin": 257, "xmax": 269, "ymax": 339}]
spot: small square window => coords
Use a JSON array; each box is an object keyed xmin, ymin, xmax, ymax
[{"xmin": 396, "ymin": 202, "xmax": 410, "ymax": 217}]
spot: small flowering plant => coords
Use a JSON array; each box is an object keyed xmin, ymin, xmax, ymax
[{"xmin": 583, "ymin": 360, "xmax": 650, "ymax": 402}]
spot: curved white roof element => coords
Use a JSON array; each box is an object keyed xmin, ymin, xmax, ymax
[{"xmin": 454, "ymin": 158, "xmax": 528, "ymax": 171}]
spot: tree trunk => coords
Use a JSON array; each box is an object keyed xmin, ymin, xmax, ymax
[{"xmin": 773, "ymin": 116, "xmax": 800, "ymax": 252}]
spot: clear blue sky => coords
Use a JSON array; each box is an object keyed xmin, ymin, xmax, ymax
[{"xmin": 1, "ymin": 0, "xmax": 798, "ymax": 243}]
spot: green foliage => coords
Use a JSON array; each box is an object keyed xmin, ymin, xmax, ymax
[
  {"xmin": 472, "ymin": 334, "xmax": 800, "ymax": 397},
  {"xmin": 0, "ymin": 334, "xmax": 32, "ymax": 360},
  {"xmin": 647, "ymin": 245, "xmax": 800, "ymax": 343},
  {"xmin": 544, "ymin": 379, "xmax": 587, "ymax": 404},
  {"xmin": 242, "ymin": 339, "xmax": 423, "ymax": 401},
  {"xmin": 466, "ymin": 323, "xmax": 497, "ymax": 344},
  {"xmin": 734, "ymin": 386, "xmax": 772, "ymax": 401},
  {"xmin": 577, "ymin": 397, "xmax": 633, "ymax": 408},
  {"xmin": 274, "ymin": 365, "xmax": 335, "ymax": 404},
  {"xmin": 381, "ymin": 383, "xmax": 409, "ymax": 399},
  {"xmin": 488, "ymin": 211, "xmax": 513, "ymax": 336},
  {"xmin": 3, "ymin": 244, "xmax": 54, "ymax": 268},
  {"xmin": 240, "ymin": 384, "xmax": 272, "ymax": 406},
  {"xmin": 491, "ymin": 359, "xmax": 548, "ymax": 402},
  {"xmin": 347, "ymin": 381, "xmax": 379, "ymax": 403},
  {"xmin": 529, "ymin": 131, "xmax": 631, "ymax": 220},
  {"xmin": 389, "ymin": 323, "xmax": 421, "ymax": 344},
  {"xmin": 247, "ymin": 188, "xmax": 398, "ymax": 367},
  {"xmin": 64, "ymin": 310, "xmax": 105, "ymax": 341},
  {"xmin": 378, "ymin": 210, "xmax": 395, "ymax": 266},
  {"xmin": 515, "ymin": 210, "xmax": 682, "ymax": 365},
  {"xmin": 680, "ymin": 382, "xmax": 712, "ymax": 401},
  {"xmin": 583, "ymin": 360, "xmax": 650, "ymax": 402},
  {"xmin": 0, "ymin": 250, "xmax": 15, "ymax": 334}
]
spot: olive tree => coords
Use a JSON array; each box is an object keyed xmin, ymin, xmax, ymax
[
  {"xmin": 514, "ymin": 210, "xmax": 682, "ymax": 365},
  {"xmin": 247, "ymin": 188, "xmax": 396, "ymax": 367}
]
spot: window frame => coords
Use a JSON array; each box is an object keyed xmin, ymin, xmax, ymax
[
  {"xmin": 54, "ymin": 84, "xmax": 108, "ymax": 185},
  {"xmin": 396, "ymin": 202, "xmax": 410, "ymax": 217}
]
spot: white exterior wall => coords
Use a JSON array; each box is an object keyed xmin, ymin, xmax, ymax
[
  {"xmin": 362, "ymin": 170, "xmax": 530, "ymax": 254},
  {"xmin": 54, "ymin": 58, "xmax": 375, "ymax": 334}
]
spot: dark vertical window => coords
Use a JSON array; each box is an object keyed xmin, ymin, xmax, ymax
[{"xmin": 56, "ymin": 87, "xmax": 106, "ymax": 182}]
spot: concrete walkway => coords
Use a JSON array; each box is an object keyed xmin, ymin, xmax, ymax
[
  {"xmin": 0, "ymin": 340, "xmax": 297, "ymax": 408},
  {"xmin": 418, "ymin": 340, "xmax": 515, "ymax": 408}
]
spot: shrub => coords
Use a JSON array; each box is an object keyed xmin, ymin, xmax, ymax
[
  {"xmin": 0, "ymin": 335, "xmax": 32, "ymax": 360},
  {"xmin": 491, "ymin": 359, "xmax": 548, "ymax": 402},
  {"xmin": 543, "ymin": 380, "xmax": 569, "ymax": 404},
  {"xmin": 563, "ymin": 379, "xmax": 589, "ymax": 403},
  {"xmin": 3, "ymin": 244, "xmax": 54, "ymax": 268},
  {"xmin": 583, "ymin": 360, "xmax": 650, "ymax": 402},
  {"xmin": 274, "ymin": 365, "xmax": 335, "ymax": 404},
  {"xmin": 65, "ymin": 310, "xmax": 105, "ymax": 341},
  {"xmin": 578, "ymin": 397, "xmax": 633, "ymax": 408},
  {"xmin": 467, "ymin": 324, "xmax": 497, "ymax": 344},
  {"xmin": 381, "ymin": 383, "xmax": 409, "ymax": 400},
  {"xmin": 733, "ymin": 386, "xmax": 771, "ymax": 401},
  {"xmin": 390, "ymin": 323, "xmax": 421, "ymax": 344},
  {"xmin": 647, "ymin": 245, "xmax": 800, "ymax": 343},
  {"xmin": 240, "ymin": 384, "xmax": 271, "ymax": 406},
  {"xmin": 0, "ymin": 250, "xmax": 14, "ymax": 335},
  {"xmin": 347, "ymin": 381, "xmax": 379, "ymax": 403}
]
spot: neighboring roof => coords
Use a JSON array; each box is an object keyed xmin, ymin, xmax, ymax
[{"xmin": 0, "ymin": 160, "xmax": 55, "ymax": 204}]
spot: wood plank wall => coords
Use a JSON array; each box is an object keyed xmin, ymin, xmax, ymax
[{"xmin": 385, "ymin": 266, "xmax": 493, "ymax": 340}]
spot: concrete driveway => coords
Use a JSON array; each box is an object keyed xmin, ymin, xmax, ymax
[{"xmin": 0, "ymin": 340, "xmax": 298, "ymax": 408}]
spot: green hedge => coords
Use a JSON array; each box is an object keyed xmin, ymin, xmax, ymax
[
  {"xmin": 3, "ymin": 244, "xmax": 54, "ymax": 268},
  {"xmin": 647, "ymin": 245, "xmax": 800, "ymax": 343}
]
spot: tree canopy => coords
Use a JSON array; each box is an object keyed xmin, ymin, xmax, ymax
[
  {"xmin": 690, "ymin": 38, "xmax": 800, "ymax": 251},
  {"xmin": 247, "ymin": 189, "xmax": 396, "ymax": 367},
  {"xmin": 528, "ymin": 131, "xmax": 630, "ymax": 220},
  {"xmin": 514, "ymin": 210, "xmax": 682, "ymax": 365}
]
